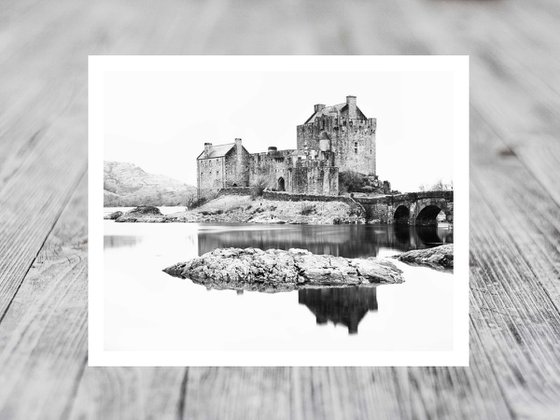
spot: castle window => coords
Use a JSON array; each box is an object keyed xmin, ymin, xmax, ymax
[{"xmin": 354, "ymin": 142, "xmax": 358, "ymax": 154}]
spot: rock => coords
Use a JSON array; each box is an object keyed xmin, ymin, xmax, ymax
[
  {"xmin": 163, "ymin": 247, "xmax": 404, "ymax": 292},
  {"xmin": 397, "ymin": 244, "xmax": 453, "ymax": 269},
  {"xmin": 128, "ymin": 206, "xmax": 162, "ymax": 215},
  {"xmin": 115, "ymin": 206, "xmax": 164, "ymax": 222},
  {"xmin": 104, "ymin": 210, "xmax": 123, "ymax": 220}
]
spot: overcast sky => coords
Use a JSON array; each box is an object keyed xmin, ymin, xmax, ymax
[{"xmin": 104, "ymin": 69, "xmax": 455, "ymax": 192}]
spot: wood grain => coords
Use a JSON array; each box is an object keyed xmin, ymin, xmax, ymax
[
  {"xmin": 0, "ymin": 175, "xmax": 88, "ymax": 419},
  {"xmin": 0, "ymin": 0, "xmax": 559, "ymax": 418}
]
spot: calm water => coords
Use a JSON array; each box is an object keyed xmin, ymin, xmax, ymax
[{"xmin": 103, "ymin": 210, "xmax": 454, "ymax": 352}]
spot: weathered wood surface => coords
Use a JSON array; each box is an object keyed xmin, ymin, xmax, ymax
[{"xmin": 1, "ymin": 0, "xmax": 559, "ymax": 418}]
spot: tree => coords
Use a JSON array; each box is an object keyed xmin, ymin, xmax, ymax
[
  {"xmin": 251, "ymin": 176, "xmax": 269, "ymax": 198},
  {"xmin": 419, "ymin": 179, "xmax": 453, "ymax": 191},
  {"xmin": 339, "ymin": 171, "xmax": 367, "ymax": 193}
]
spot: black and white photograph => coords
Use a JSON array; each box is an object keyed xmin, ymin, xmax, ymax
[{"xmin": 89, "ymin": 56, "xmax": 468, "ymax": 366}]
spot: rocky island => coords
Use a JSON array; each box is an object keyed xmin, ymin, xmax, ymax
[
  {"xmin": 163, "ymin": 247, "xmax": 404, "ymax": 292},
  {"xmin": 397, "ymin": 244, "xmax": 453, "ymax": 269},
  {"xmin": 110, "ymin": 195, "xmax": 365, "ymax": 225},
  {"xmin": 163, "ymin": 244, "xmax": 453, "ymax": 293},
  {"xmin": 108, "ymin": 206, "xmax": 164, "ymax": 222}
]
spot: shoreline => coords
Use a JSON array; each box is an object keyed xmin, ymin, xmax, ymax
[
  {"xmin": 105, "ymin": 194, "xmax": 455, "ymax": 227},
  {"xmin": 106, "ymin": 195, "xmax": 366, "ymax": 225}
]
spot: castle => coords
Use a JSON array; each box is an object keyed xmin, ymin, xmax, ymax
[{"xmin": 197, "ymin": 95, "xmax": 386, "ymax": 198}]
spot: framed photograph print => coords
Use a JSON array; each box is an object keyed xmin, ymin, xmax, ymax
[{"xmin": 89, "ymin": 55, "xmax": 469, "ymax": 366}]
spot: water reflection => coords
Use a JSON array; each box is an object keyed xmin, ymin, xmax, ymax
[
  {"xmin": 102, "ymin": 220, "xmax": 455, "ymax": 346},
  {"xmin": 298, "ymin": 286, "xmax": 378, "ymax": 334},
  {"xmin": 104, "ymin": 236, "xmax": 142, "ymax": 248},
  {"xmin": 198, "ymin": 224, "xmax": 453, "ymax": 258}
]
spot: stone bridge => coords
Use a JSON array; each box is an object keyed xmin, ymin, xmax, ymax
[{"xmin": 354, "ymin": 190, "xmax": 453, "ymax": 226}]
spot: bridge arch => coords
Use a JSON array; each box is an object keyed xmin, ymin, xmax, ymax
[
  {"xmin": 415, "ymin": 204, "xmax": 445, "ymax": 226},
  {"xmin": 393, "ymin": 205, "xmax": 410, "ymax": 225}
]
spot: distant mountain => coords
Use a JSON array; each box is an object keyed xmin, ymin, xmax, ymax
[{"xmin": 104, "ymin": 161, "xmax": 196, "ymax": 207}]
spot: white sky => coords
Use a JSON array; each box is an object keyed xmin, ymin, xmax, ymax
[{"xmin": 104, "ymin": 70, "xmax": 455, "ymax": 192}]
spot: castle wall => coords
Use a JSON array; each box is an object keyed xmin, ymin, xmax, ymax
[
  {"xmin": 335, "ymin": 119, "xmax": 376, "ymax": 175},
  {"xmin": 287, "ymin": 160, "xmax": 339, "ymax": 196},
  {"xmin": 297, "ymin": 117, "xmax": 376, "ymax": 176},
  {"xmin": 224, "ymin": 146, "xmax": 251, "ymax": 188},
  {"xmin": 263, "ymin": 191, "xmax": 353, "ymax": 203},
  {"xmin": 217, "ymin": 187, "xmax": 252, "ymax": 196},
  {"xmin": 249, "ymin": 150, "xmax": 293, "ymax": 191},
  {"xmin": 297, "ymin": 115, "xmax": 339, "ymax": 151},
  {"xmin": 197, "ymin": 156, "xmax": 225, "ymax": 197}
]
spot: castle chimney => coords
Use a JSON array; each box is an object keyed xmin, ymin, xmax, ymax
[
  {"xmin": 268, "ymin": 146, "xmax": 277, "ymax": 153},
  {"xmin": 346, "ymin": 95, "xmax": 357, "ymax": 120},
  {"xmin": 204, "ymin": 142, "xmax": 212, "ymax": 155},
  {"xmin": 314, "ymin": 104, "xmax": 325, "ymax": 113},
  {"xmin": 235, "ymin": 138, "xmax": 242, "ymax": 151}
]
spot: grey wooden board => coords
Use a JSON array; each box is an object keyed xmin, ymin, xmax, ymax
[{"xmin": 0, "ymin": 0, "xmax": 559, "ymax": 418}]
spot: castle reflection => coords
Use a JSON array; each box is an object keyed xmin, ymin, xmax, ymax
[
  {"xmin": 298, "ymin": 286, "xmax": 378, "ymax": 334},
  {"xmin": 198, "ymin": 224, "xmax": 452, "ymax": 258}
]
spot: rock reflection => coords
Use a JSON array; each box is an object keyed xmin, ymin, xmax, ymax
[
  {"xmin": 104, "ymin": 236, "xmax": 142, "ymax": 248},
  {"xmin": 198, "ymin": 224, "xmax": 453, "ymax": 258},
  {"xmin": 298, "ymin": 286, "xmax": 378, "ymax": 334}
]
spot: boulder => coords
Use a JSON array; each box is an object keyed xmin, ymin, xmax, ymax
[
  {"xmin": 104, "ymin": 210, "xmax": 123, "ymax": 220},
  {"xmin": 163, "ymin": 247, "xmax": 404, "ymax": 292},
  {"xmin": 397, "ymin": 244, "xmax": 453, "ymax": 269},
  {"xmin": 126, "ymin": 206, "xmax": 162, "ymax": 215},
  {"xmin": 115, "ymin": 206, "xmax": 164, "ymax": 222}
]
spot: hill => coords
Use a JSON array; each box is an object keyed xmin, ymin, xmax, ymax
[{"xmin": 104, "ymin": 161, "xmax": 196, "ymax": 207}]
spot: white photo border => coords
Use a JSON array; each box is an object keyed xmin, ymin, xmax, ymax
[{"xmin": 89, "ymin": 55, "xmax": 469, "ymax": 366}]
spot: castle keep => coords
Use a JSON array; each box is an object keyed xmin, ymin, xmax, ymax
[
  {"xmin": 297, "ymin": 95, "xmax": 376, "ymax": 175},
  {"xmin": 197, "ymin": 96, "xmax": 379, "ymax": 198}
]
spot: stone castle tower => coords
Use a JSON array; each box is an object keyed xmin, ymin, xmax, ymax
[{"xmin": 296, "ymin": 95, "xmax": 376, "ymax": 175}]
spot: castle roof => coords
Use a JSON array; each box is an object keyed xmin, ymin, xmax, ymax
[
  {"xmin": 304, "ymin": 101, "xmax": 367, "ymax": 124},
  {"xmin": 196, "ymin": 143, "xmax": 235, "ymax": 159},
  {"xmin": 305, "ymin": 103, "xmax": 347, "ymax": 124}
]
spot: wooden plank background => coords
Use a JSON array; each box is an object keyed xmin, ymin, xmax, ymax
[{"xmin": 1, "ymin": 0, "xmax": 559, "ymax": 418}]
